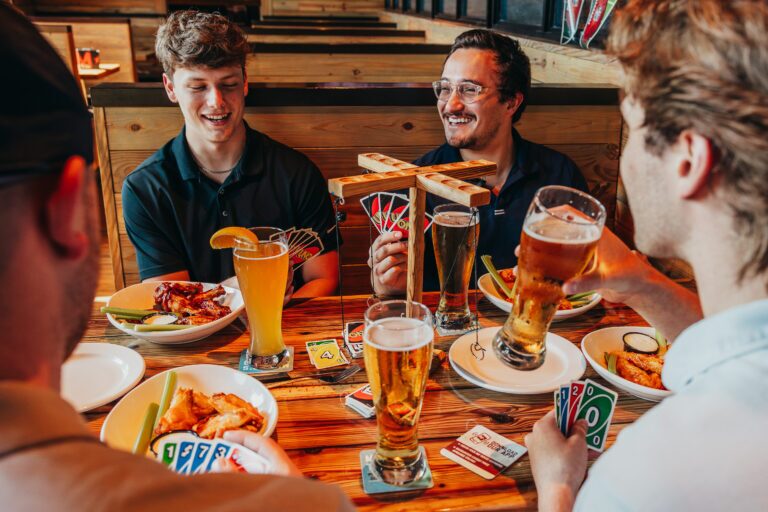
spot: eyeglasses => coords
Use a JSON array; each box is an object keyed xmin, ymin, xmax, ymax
[{"xmin": 432, "ymin": 80, "xmax": 490, "ymax": 104}]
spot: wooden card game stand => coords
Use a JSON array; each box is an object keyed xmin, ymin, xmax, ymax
[{"xmin": 328, "ymin": 153, "xmax": 495, "ymax": 306}]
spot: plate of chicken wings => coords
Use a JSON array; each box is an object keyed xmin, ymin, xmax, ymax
[{"xmin": 105, "ymin": 281, "xmax": 244, "ymax": 344}]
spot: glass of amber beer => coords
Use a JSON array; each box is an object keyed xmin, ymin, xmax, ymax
[
  {"xmin": 432, "ymin": 203, "xmax": 480, "ymax": 334},
  {"xmin": 364, "ymin": 300, "xmax": 434, "ymax": 485},
  {"xmin": 493, "ymin": 186, "xmax": 605, "ymax": 370},
  {"xmin": 234, "ymin": 227, "xmax": 290, "ymax": 370}
]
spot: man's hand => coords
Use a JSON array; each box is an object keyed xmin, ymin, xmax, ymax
[
  {"xmin": 525, "ymin": 410, "xmax": 588, "ymax": 512},
  {"xmin": 219, "ymin": 430, "xmax": 302, "ymax": 477},
  {"xmin": 562, "ymin": 228, "xmax": 654, "ymax": 305},
  {"xmin": 367, "ymin": 231, "xmax": 408, "ymax": 296}
]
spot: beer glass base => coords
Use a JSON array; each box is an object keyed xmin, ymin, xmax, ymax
[
  {"xmin": 435, "ymin": 312, "xmax": 478, "ymax": 336},
  {"xmin": 492, "ymin": 331, "xmax": 545, "ymax": 371},
  {"xmin": 372, "ymin": 451, "xmax": 426, "ymax": 486},
  {"xmin": 248, "ymin": 348, "xmax": 291, "ymax": 371}
]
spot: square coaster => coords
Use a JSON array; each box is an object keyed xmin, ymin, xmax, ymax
[
  {"xmin": 359, "ymin": 447, "xmax": 433, "ymax": 494},
  {"xmin": 435, "ymin": 313, "xmax": 479, "ymax": 337},
  {"xmin": 237, "ymin": 347, "xmax": 294, "ymax": 375}
]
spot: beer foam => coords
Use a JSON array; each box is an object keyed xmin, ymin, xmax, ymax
[
  {"xmin": 364, "ymin": 317, "xmax": 434, "ymax": 352},
  {"xmin": 233, "ymin": 241, "xmax": 288, "ymax": 260},
  {"xmin": 524, "ymin": 211, "xmax": 601, "ymax": 244},
  {"xmin": 433, "ymin": 211, "xmax": 478, "ymax": 228}
]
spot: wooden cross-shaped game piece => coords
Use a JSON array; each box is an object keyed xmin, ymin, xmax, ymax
[{"xmin": 328, "ymin": 153, "xmax": 496, "ymax": 303}]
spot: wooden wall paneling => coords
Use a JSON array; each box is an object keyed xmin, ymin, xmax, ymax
[
  {"xmin": 269, "ymin": 0, "xmax": 384, "ymax": 14},
  {"xmin": 36, "ymin": 23, "xmax": 79, "ymax": 75},
  {"xmin": 246, "ymin": 33, "xmax": 425, "ymax": 44},
  {"xmin": 94, "ymin": 107, "xmax": 126, "ymax": 290},
  {"xmin": 31, "ymin": 0, "xmax": 168, "ymax": 15},
  {"xmin": 246, "ymin": 52, "xmax": 445, "ymax": 83}
]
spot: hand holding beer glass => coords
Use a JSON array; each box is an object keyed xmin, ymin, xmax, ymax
[
  {"xmin": 363, "ymin": 300, "xmax": 434, "ymax": 485},
  {"xmin": 432, "ymin": 203, "xmax": 479, "ymax": 334},
  {"xmin": 493, "ymin": 186, "xmax": 605, "ymax": 370},
  {"xmin": 234, "ymin": 227, "xmax": 291, "ymax": 370}
]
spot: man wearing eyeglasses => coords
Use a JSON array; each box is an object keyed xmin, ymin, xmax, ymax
[{"xmin": 368, "ymin": 29, "xmax": 588, "ymax": 295}]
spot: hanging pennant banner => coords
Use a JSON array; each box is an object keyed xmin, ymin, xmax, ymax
[
  {"xmin": 561, "ymin": 0, "xmax": 587, "ymax": 45},
  {"xmin": 580, "ymin": 0, "xmax": 618, "ymax": 49}
]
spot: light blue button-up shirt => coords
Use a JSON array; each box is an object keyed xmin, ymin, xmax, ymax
[{"xmin": 575, "ymin": 299, "xmax": 768, "ymax": 511}]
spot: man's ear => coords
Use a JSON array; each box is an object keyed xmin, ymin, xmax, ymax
[
  {"xmin": 163, "ymin": 73, "xmax": 178, "ymax": 103},
  {"xmin": 676, "ymin": 130, "xmax": 715, "ymax": 199},
  {"xmin": 505, "ymin": 92, "xmax": 524, "ymax": 119},
  {"xmin": 45, "ymin": 156, "xmax": 89, "ymax": 260}
]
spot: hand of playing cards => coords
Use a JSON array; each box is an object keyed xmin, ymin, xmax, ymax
[
  {"xmin": 555, "ymin": 379, "xmax": 618, "ymax": 452},
  {"xmin": 360, "ymin": 192, "xmax": 433, "ymax": 237},
  {"xmin": 271, "ymin": 227, "xmax": 324, "ymax": 269}
]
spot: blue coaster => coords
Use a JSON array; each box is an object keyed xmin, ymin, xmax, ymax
[
  {"xmin": 359, "ymin": 447, "xmax": 434, "ymax": 494},
  {"xmin": 238, "ymin": 347, "xmax": 294, "ymax": 375}
]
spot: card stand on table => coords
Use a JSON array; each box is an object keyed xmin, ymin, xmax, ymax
[{"xmin": 238, "ymin": 347, "xmax": 294, "ymax": 376}]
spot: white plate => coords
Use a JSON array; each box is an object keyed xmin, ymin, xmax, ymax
[
  {"xmin": 449, "ymin": 327, "xmax": 586, "ymax": 394},
  {"xmin": 106, "ymin": 281, "xmax": 244, "ymax": 344},
  {"xmin": 101, "ymin": 364, "xmax": 278, "ymax": 452},
  {"xmin": 61, "ymin": 343, "xmax": 145, "ymax": 413},
  {"xmin": 581, "ymin": 326, "xmax": 672, "ymax": 402},
  {"xmin": 477, "ymin": 273, "xmax": 602, "ymax": 322}
]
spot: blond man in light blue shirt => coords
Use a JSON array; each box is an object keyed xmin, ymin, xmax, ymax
[{"xmin": 525, "ymin": 1, "xmax": 768, "ymax": 511}]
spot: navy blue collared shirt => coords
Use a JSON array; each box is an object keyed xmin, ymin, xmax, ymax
[
  {"xmin": 122, "ymin": 123, "xmax": 339, "ymax": 284},
  {"xmin": 417, "ymin": 130, "xmax": 588, "ymax": 291}
]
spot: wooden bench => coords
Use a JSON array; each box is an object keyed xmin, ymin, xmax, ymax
[
  {"xmin": 247, "ymin": 42, "xmax": 450, "ymax": 82},
  {"xmin": 245, "ymin": 26, "xmax": 426, "ymax": 44},
  {"xmin": 91, "ymin": 82, "xmax": 623, "ymax": 294},
  {"xmin": 32, "ymin": 16, "xmax": 137, "ymax": 83},
  {"xmin": 26, "ymin": 0, "xmax": 167, "ymax": 15},
  {"xmin": 264, "ymin": 0, "xmax": 383, "ymax": 15},
  {"xmin": 256, "ymin": 20, "xmax": 397, "ymax": 28},
  {"xmin": 263, "ymin": 14, "xmax": 380, "ymax": 21}
]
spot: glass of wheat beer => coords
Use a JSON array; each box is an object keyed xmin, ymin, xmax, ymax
[
  {"xmin": 493, "ymin": 186, "xmax": 605, "ymax": 370},
  {"xmin": 364, "ymin": 300, "xmax": 434, "ymax": 485},
  {"xmin": 432, "ymin": 203, "xmax": 479, "ymax": 334}
]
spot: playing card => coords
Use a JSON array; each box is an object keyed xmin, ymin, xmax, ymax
[
  {"xmin": 306, "ymin": 339, "xmax": 349, "ymax": 369},
  {"xmin": 204, "ymin": 441, "xmax": 233, "ymax": 472},
  {"xmin": 190, "ymin": 439, "xmax": 215, "ymax": 474},
  {"xmin": 343, "ymin": 321, "xmax": 364, "ymax": 358},
  {"xmin": 382, "ymin": 193, "xmax": 408, "ymax": 232},
  {"xmin": 174, "ymin": 439, "xmax": 197, "ymax": 474},
  {"xmin": 558, "ymin": 384, "xmax": 571, "ymax": 435},
  {"xmin": 360, "ymin": 193, "xmax": 382, "ymax": 234},
  {"xmin": 566, "ymin": 381, "xmax": 586, "ymax": 435},
  {"xmin": 575, "ymin": 379, "xmax": 618, "ymax": 452},
  {"xmin": 378, "ymin": 193, "xmax": 396, "ymax": 233},
  {"xmin": 554, "ymin": 389, "xmax": 561, "ymax": 428},
  {"xmin": 440, "ymin": 425, "xmax": 527, "ymax": 480},
  {"xmin": 345, "ymin": 383, "xmax": 375, "ymax": 418}
]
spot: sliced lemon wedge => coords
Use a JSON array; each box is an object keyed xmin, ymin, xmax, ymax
[{"xmin": 209, "ymin": 226, "xmax": 259, "ymax": 249}]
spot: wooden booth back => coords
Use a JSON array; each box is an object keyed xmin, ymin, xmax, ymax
[{"xmin": 92, "ymin": 83, "xmax": 623, "ymax": 295}]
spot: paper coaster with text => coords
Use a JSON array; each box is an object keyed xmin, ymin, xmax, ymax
[{"xmin": 440, "ymin": 425, "xmax": 527, "ymax": 479}]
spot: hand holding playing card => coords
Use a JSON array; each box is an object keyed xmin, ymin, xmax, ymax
[
  {"xmin": 525, "ymin": 410, "xmax": 588, "ymax": 511},
  {"xmin": 368, "ymin": 231, "xmax": 408, "ymax": 296},
  {"xmin": 222, "ymin": 430, "xmax": 302, "ymax": 477}
]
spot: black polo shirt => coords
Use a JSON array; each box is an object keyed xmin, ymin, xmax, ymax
[
  {"xmin": 417, "ymin": 129, "xmax": 588, "ymax": 292},
  {"xmin": 122, "ymin": 123, "xmax": 339, "ymax": 284}
]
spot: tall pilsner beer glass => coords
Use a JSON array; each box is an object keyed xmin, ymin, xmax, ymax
[
  {"xmin": 234, "ymin": 227, "xmax": 290, "ymax": 370},
  {"xmin": 364, "ymin": 300, "xmax": 434, "ymax": 485},
  {"xmin": 432, "ymin": 203, "xmax": 479, "ymax": 334},
  {"xmin": 493, "ymin": 186, "xmax": 605, "ymax": 370}
]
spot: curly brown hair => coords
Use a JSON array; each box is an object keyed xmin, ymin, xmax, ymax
[
  {"xmin": 608, "ymin": 0, "xmax": 768, "ymax": 281},
  {"xmin": 155, "ymin": 10, "xmax": 249, "ymax": 77}
]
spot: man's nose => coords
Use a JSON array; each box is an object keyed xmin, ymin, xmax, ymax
[
  {"xmin": 206, "ymin": 86, "xmax": 225, "ymax": 108},
  {"xmin": 444, "ymin": 87, "xmax": 465, "ymax": 112}
]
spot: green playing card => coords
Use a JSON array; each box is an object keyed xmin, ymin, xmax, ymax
[{"xmin": 575, "ymin": 379, "xmax": 618, "ymax": 452}]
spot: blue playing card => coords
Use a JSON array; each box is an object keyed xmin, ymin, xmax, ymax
[{"xmin": 558, "ymin": 384, "xmax": 571, "ymax": 435}]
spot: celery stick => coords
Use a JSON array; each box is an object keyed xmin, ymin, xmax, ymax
[
  {"xmin": 153, "ymin": 371, "xmax": 177, "ymax": 431},
  {"xmin": 481, "ymin": 255, "xmax": 514, "ymax": 299},
  {"xmin": 566, "ymin": 291, "xmax": 596, "ymax": 302},
  {"xmin": 101, "ymin": 306, "xmax": 156, "ymax": 318},
  {"xmin": 133, "ymin": 324, "xmax": 193, "ymax": 332},
  {"xmin": 133, "ymin": 402, "xmax": 159, "ymax": 455}
]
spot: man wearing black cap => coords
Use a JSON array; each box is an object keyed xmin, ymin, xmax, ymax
[{"xmin": 0, "ymin": 6, "xmax": 354, "ymax": 510}]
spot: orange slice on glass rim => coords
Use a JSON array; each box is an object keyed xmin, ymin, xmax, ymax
[{"xmin": 209, "ymin": 226, "xmax": 259, "ymax": 249}]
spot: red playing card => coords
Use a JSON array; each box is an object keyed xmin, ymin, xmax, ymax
[{"xmin": 567, "ymin": 380, "xmax": 586, "ymax": 435}]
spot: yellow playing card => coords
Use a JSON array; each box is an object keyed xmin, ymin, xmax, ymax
[{"xmin": 306, "ymin": 339, "xmax": 349, "ymax": 369}]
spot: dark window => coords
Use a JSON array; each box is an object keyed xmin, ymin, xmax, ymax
[
  {"xmin": 462, "ymin": 0, "xmax": 487, "ymax": 21},
  {"xmin": 500, "ymin": 0, "xmax": 547, "ymax": 29},
  {"xmin": 437, "ymin": 0, "xmax": 458, "ymax": 19}
]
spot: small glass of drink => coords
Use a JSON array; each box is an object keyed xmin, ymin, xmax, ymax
[
  {"xmin": 493, "ymin": 186, "xmax": 606, "ymax": 370},
  {"xmin": 233, "ymin": 227, "xmax": 290, "ymax": 370},
  {"xmin": 363, "ymin": 300, "xmax": 434, "ymax": 485},
  {"xmin": 432, "ymin": 203, "xmax": 479, "ymax": 334}
]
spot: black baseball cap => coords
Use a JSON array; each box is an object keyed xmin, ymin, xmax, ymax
[{"xmin": 0, "ymin": 4, "xmax": 94, "ymax": 186}]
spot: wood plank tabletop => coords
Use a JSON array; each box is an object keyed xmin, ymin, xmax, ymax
[
  {"xmin": 82, "ymin": 291, "xmax": 652, "ymax": 511},
  {"xmin": 78, "ymin": 62, "xmax": 120, "ymax": 79}
]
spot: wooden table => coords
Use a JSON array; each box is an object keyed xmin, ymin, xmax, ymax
[
  {"xmin": 83, "ymin": 292, "xmax": 652, "ymax": 511},
  {"xmin": 78, "ymin": 63, "xmax": 120, "ymax": 79}
]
